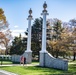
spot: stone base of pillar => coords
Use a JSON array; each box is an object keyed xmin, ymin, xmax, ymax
[
  {"xmin": 39, "ymin": 52, "xmax": 68, "ymax": 70},
  {"xmin": 39, "ymin": 51, "xmax": 47, "ymax": 66},
  {"xmin": 23, "ymin": 51, "xmax": 32, "ymax": 64}
]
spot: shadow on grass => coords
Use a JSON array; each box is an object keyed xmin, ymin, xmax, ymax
[
  {"xmin": 0, "ymin": 66, "xmax": 76, "ymax": 75},
  {"xmin": 22, "ymin": 66, "xmax": 65, "ymax": 74},
  {"xmin": 23, "ymin": 65, "xmax": 76, "ymax": 75},
  {"xmin": 68, "ymin": 64, "xmax": 76, "ymax": 75}
]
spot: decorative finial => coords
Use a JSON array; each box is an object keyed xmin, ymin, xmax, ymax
[
  {"xmin": 43, "ymin": 1, "xmax": 47, "ymax": 10},
  {"xmin": 43, "ymin": 1, "xmax": 47, "ymax": 12},
  {"xmin": 27, "ymin": 8, "xmax": 33, "ymax": 19},
  {"xmin": 28, "ymin": 8, "xmax": 32, "ymax": 18},
  {"xmin": 29, "ymin": 8, "xmax": 32, "ymax": 15}
]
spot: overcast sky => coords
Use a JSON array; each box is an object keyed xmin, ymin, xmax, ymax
[{"xmin": 0, "ymin": 0, "xmax": 76, "ymax": 36}]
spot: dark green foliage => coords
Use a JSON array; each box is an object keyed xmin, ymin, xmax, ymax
[
  {"xmin": 31, "ymin": 17, "xmax": 52, "ymax": 59},
  {"xmin": 53, "ymin": 19, "xmax": 63, "ymax": 40},
  {"xmin": 31, "ymin": 17, "xmax": 43, "ymax": 58},
  {"xmin": 10, "ymin": 34, "xmax": 27, "ymax": 55},
  {"xmin": 32, "ymin": 17, "xmax": 42, "ymax": 41}
]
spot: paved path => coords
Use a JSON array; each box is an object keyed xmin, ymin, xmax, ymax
[
  {"xmin": 0, "ymin": 72, "xmax": 6, "ymax": 75},
  {"xmin": 0, "ymin": 70, "xmax": 18, "ymax": 75},
  {"xmin": 0, "ymin": 63, "xmax": 39, "ymax": 67}
]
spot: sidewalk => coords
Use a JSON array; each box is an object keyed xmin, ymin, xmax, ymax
[
  {"xmin": 0, "ymin": 63, "xmax": 39, "ymax": 67},
  {"xmin": 0, "ymin": 70, "xmax": 18, "ymax": 75}
]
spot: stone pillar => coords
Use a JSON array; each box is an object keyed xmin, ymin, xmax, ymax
[
  {"xmin": 40, "ymin": 2, "xmax": 48, "ymax": 66},
  {"xmin": 39, "ymin": 2, "xmax": 68, "ymax": 71},
  {"xmin": 23, "ymin": 8, "xmax": 33, "ymax": 64},
  {"xmin": 26, "ymin": 9, "xmax": 33, "ymax": 52}
]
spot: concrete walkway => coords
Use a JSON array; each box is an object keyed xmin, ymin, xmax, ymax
[
  {"xmin": 0, "ymin": 63, "xmax": 39, "ymax": 67},
  {"xmin": 0, "ymin": 70, "xmax": 18, "ymax": 75}
]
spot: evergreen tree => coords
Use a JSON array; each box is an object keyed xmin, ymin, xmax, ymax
[
  {"xmin": 10, "ymin": 34, "xmax": 27, "ymax": 55},
  {"xmin": 31, "ymin": 17, "xmax": 52, "ymax": 59},
  {"xmin": 53, "ymin": 18, "xmax": 63, "ymax": 40},
  {"xmin": 31, "ymin": 17, "xmax": 42, "ymax": 58}
]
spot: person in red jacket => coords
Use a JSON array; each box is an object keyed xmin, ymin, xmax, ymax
[{"xmin": 20, "ymin": 56, "xmax": 24, "ymax": 65}]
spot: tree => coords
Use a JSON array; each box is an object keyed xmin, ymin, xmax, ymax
[
  {"xmin": 0, "ymin": 8, "xmax": 6, "ymax": 24},
  {"xmin": 49, "ymin": 19, "xmax": 63, "ymax": 58},
  {"xmin": 10, "ymin": 34, "xmax": 27, "ymax": 55},
  {"xmin": 31, "ymin": 17, "xmax": 54, "ymax": 59},
  {"xmin": 0, "ymin": 8, "xmax": 12, "ymax": 55},
  {"xmin": 53, "ymin": 18, "xmax": 63, "ymax": 40},
  {"xmin": 69, "ymin": 19, "xmax": 76, "ymax": 27},
  {"xmin": 47, "ymin": 19, "xmax": 73, "ymax": 58},
  {"xmin": 69, "ymin": 19, "xmax": 76, "ymax": 60},
  {"xmin": 31, "ymin": 17, "xmax": 42, "ymax": 58},
  {"xmin": 70, "ymin": 28, "xmax": 76, "ymax": 61}
]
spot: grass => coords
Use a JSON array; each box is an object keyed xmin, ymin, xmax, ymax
[
  {"xmin": 0, "ymin": 61, "xmax": 76, "ymax": 75},
  {"xmin": 0, "ymin": 61, "xmax": 12, "ymax": 65}
]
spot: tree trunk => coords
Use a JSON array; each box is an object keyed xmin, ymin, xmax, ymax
[
  {"xmin": 56, "ymin": 50, "xmax": 59, "ymax": 58},
  {"xmin": 73, "ymin": 52, "xmax": 76, "ymax": 61}
]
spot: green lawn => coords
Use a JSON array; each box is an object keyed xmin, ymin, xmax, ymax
[
  {"xmin": 0, "ymin": 61, "xmax": 76, "ymax": 75},
  {"xmin": 0, "ymin": 61, "xmax": 12, "ymax": 65}
]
